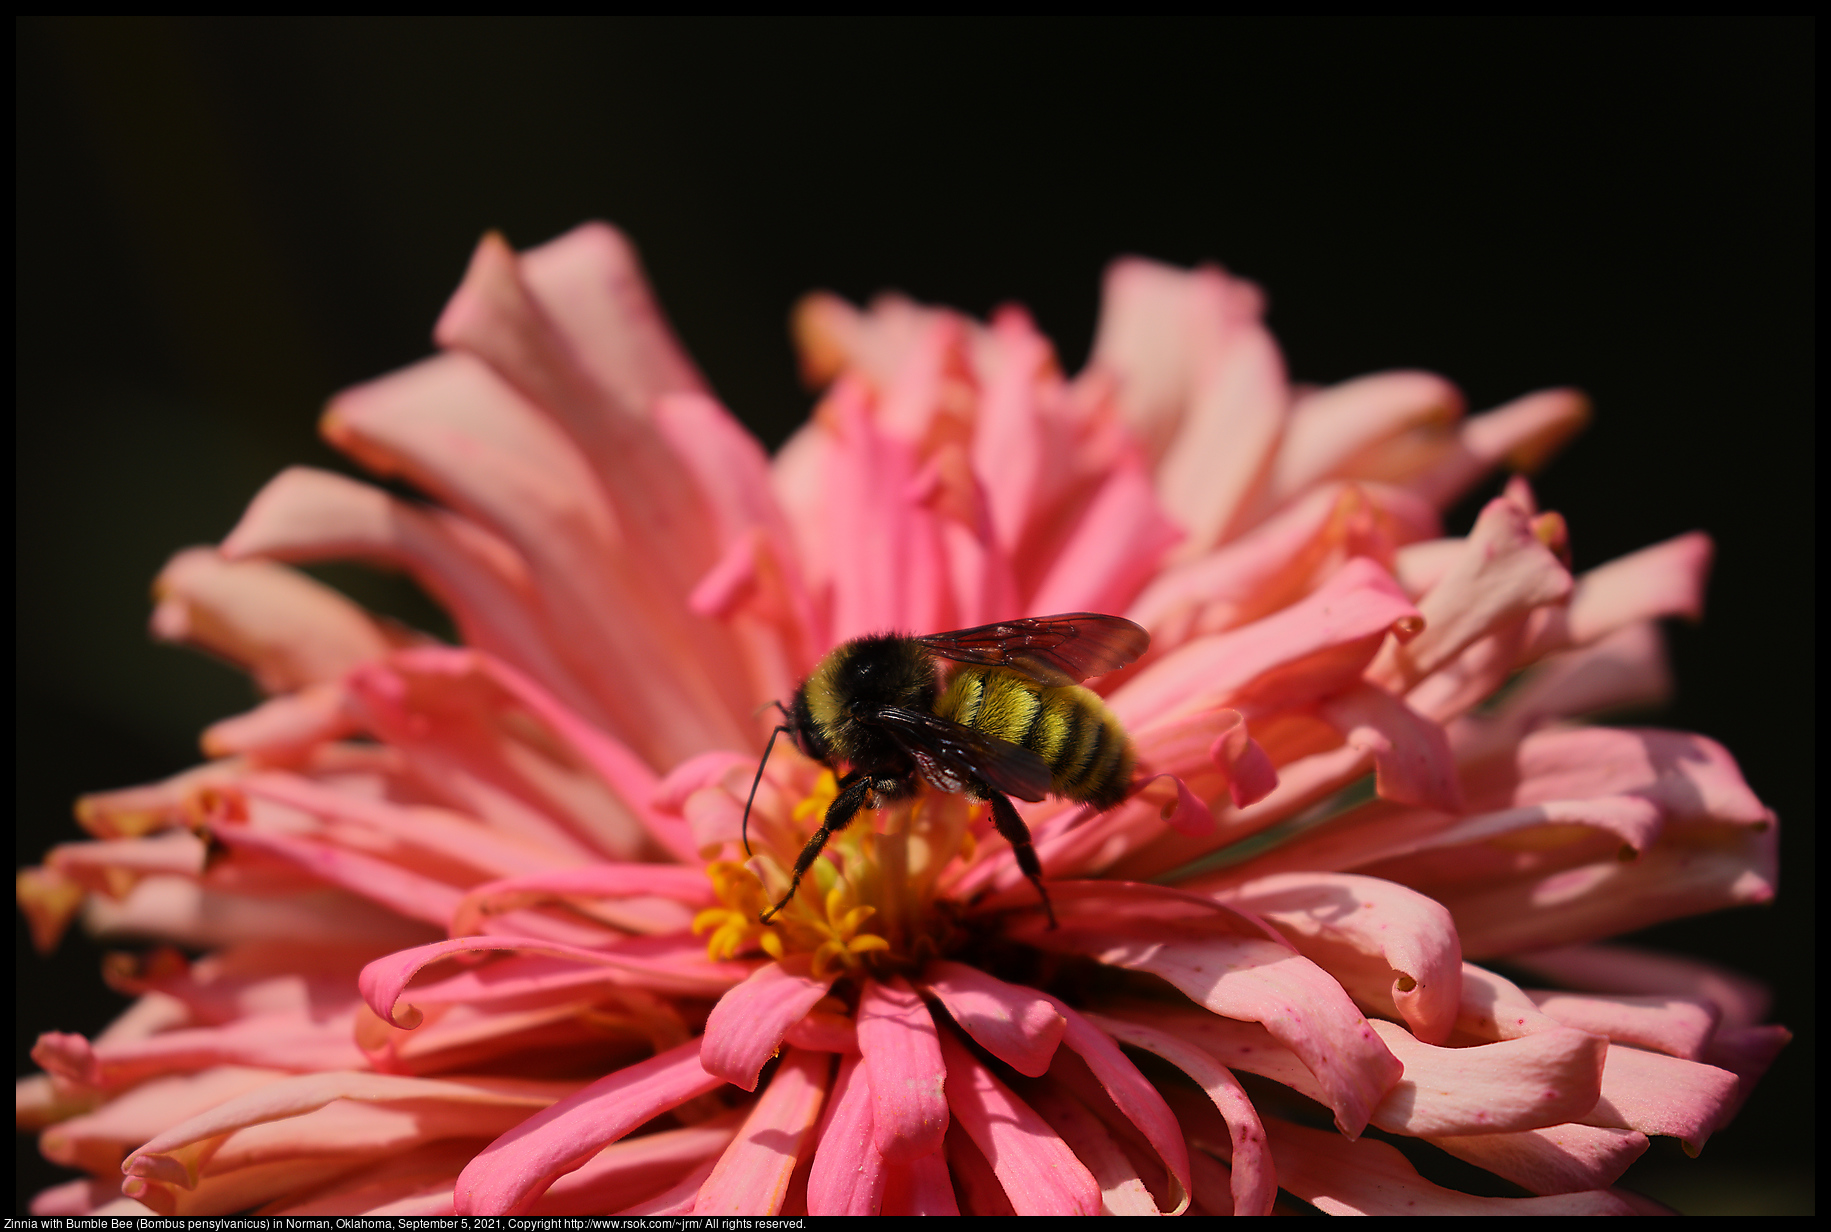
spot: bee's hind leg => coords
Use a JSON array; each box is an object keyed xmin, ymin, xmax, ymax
[
  {"xmin": 760, "ymin": 770, "xmax": 874, "ymax": 925},
  {"xmin": 985, "ymin": 791, "xmax": 1057, "ymax": 929}
]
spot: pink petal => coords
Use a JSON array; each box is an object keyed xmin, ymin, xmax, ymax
[
  {"xmin": 124, "ymin": 1071, "xmax": 563, "ymax": 1186},
  {"xmin": 1037, "ymin": 996, "xmax": 1194, "ymax": 1212},
  {"xmin": 73, "ymin": 759, "xmax": 253, "ymax": 841},
  {"xmin": 1429, "ymin": 1125, "xmax": 1649, "ymax": 1196},
  {"xmin": 1129, "ymin": 481, "xmax": 1441, "ymax": 647},
  {"xmin": 1265, "ymin": 370, "xmax": 1466, "ymax": 506},
  {"xmin": 1584, "ymin": 1041, "xmax": 1740, "ymax": 1152},
  {"xmin": 433, "ymin": 231, "xmax": 724, "ymax": 613},
  {"xmin": 454, "ymin": 1037, "xmax": 724, "ymax": 1214},
  {"xmin": 920, "ymin": 959, "xmax": 1066, "ymax": 1077},
  {"xmin": 1262, "ymin": 1115, "xmax": 1632, "ymax": 1214},
  {"xmin": 261, "ymin": 1140, "xmax": 476, "ymax": 1216},
  {"xmin": 361, "ymin": 936, "xmax": 754, "ymax": 1029},
  {"xmin": 40, "ymin": 1066, "xmax": 286, "ymax": 1171},
  {"xmin": 1402, "ymin": 387, "xmax": 1592, "ymax": 511},
  {"xmin": 1438, "ymin": 820, "xmax": 1777, "ymax": 959},
  {"xmin": 701, "ymin": 957, "xmax": 839, "ymax": 1091},
  {"xmin": 968, "ymin": 315, "xmax": 1052, "ymax": 554},
  {"xmin": 345, "ymin": 648, "xmax": 696, "ymax": 863},
  {"xmin": 617, "ymin": 1156, "xmax": 719, "ymax": 1216},
  {"xmin": 1087, "ymin": 257, "xmax": 1266, "ymax": 468},
  {"xmin": 783, "ymin": 1008, "xmax": 859, "ymax": 1054},
  {"xmin": 856, "ymin": 976, "xmax": 949, "ymax": 1163},
  {"xmin": 81, "ymin": 874, "xmax": 438, "ymax": 956},
  {"xmin": 201, "ymin": 683, "xmax": 360, "ymax": 761},
  {"xmin": 822, "ymin": 385, "xmax": 949, "ymax": 639},
  {"xmin": 1155, "ymin": 323, "xmax": 1287, "ymax": 555},
  {"xmin": 1111, "ymin": 555, "xmax": 1420, "ymax": 729},
  {"xmin": 1527, "ymin": 989, "xmax": 1719, "ymax": 1060},
  {"xmin": 1703, "ymin": 1023, "xmax": 1792, "ymax": 1128},
  {"xmin": 944, "ymin": 1122, "xmax": 1016, "ymax": 1214},
  {"xmin": 1506, "ymin": 942, "xmax": 1772, "ymax": 1029},
  {"xmin": 205, "ymin": 813, "xmax": 460, "ymax": 930},
  {"xmin": 805, "ymin": 1052, "xmax": 887, "ymax": 1214},
  {"xmin": 1365, "ymin": 1018, "xmax": 1607, "ymax": 1135},
  {"xmin": 1367, "ymin": 491, "xmax": 1573, "ymax": 695},
  {"xmin": 323, "ymin": 351, "xmax": 750, "ymax": 769},
  {"xmin": 1027, "ymin": 462, "xmax": 1182, "ymax": 615},
  {"xmin": 448, "ymin": 864, "xmax": 716, "ymax": 939},
  {"xmin": 692, "ymin": 1047, "xmax": 831, "ymax": 1215},
  {"xmin": 1083, "ymin": 1012, "xmax": 1271, "ymax": 1214},
  {"xmin": 1213, "ymin": 871, "xmax": 1463, "ymax": 1045},
  {"xmin": 514, "ymin": 222, "xmax": 711, "ymax": 429},
  {"xmin": 529, "ymin": 1112, "xmax": 741, "ymax": 1216},
  {"xmin": 1022, "ymin": 1079, "xmax": 1162, "ymax": 1214},
  {"xmin": 223, "ymin": 467, "xmax": 614, "ymax": 729},
  {"xmin": 237, "ymin": 771, "xmax": 586, "ymax": 881},
  {"xmin": 1450, "ymin": 622, "xmax": 1674, "ymax": 765},
  {"xmin": 1012, "ymin": 882, "xmax": 1400, "ymax": 1137},
  {"xmin": 1523, "ymin": 532, "xmax": 1713, "ymax": 659},
  {"xmin": 879, "ymin": 1149, "xmax": 959, "ymax": 1215},
  {"xmin": 936, "ymin": 1025, "xmax": 1100, "ymax": 1216},
  {"xmin": 29, "ymin": 1178, "xmax": 132, "ymax": 1217},
  {"xmin": 1456, "ymin": 960, "xmax": 1565, "ymax": 1040},
  {"xmin": 151, "ymin": 548, "xmax": 396, "ymax": 695},
  {"xmin": 1209, "ymin": 712, "xmax": 1279, "ymax": 808},
  {"xmin": 1318, "ymin": 682, "xmax": 1462, "ymax": 811}
]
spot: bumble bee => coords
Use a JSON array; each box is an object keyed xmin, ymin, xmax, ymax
[{"xmin": 742, "ymin": 613, "xmax": 1148, "ymax": 928}]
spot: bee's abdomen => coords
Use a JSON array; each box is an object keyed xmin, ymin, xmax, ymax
[{"xmin": 937, "ymin": 669, "xmax": 1135, "ymax": 810}]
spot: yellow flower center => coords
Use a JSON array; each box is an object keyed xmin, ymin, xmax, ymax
[{"xmin": 693, "ymin": 771, "xmax": 983, "ymax": 979}]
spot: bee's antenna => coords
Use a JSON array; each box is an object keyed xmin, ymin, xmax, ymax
[{"xmin": 742, "ymin": 715, "xmax": 793, "ymax": 858}]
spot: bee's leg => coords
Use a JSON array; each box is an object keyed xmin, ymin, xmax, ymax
[
  {"xmin": 760, "ymin": 770, "xmax": 874, "ymax": 925},
  {"xmin": 985, "ymin": 791, "xmax": 1057, "ymax": 930}
]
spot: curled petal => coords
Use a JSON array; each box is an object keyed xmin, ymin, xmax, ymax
[
  {"xmin": 920, "ymin": 959, "xmax": 1066, "ymax": 1077},
  {"xmin": 1014, "ymin": 883, "xmax": 1400, "ymax": 1137},
  {"xmin": 1367, "ymin": 492, "xmax": 1573, "ymax": 694},
  {"xmin": 1365, "ymin": 1018, "xmax": 1607, "ymax": 1135},
  {"xmin": 1214, "ymin": 872, "xmax": 1463, "ymax": 1044},
  {"xmin": 1318, "ymin": 683, "xmax": 1462, "ymax": 812},
  {"xmin": 701, "ymin": 956, "xmax": 838, "ymax": 1091},
  {"xmin": 454, "ymin": 1038, "xmax": 723, "ymax": 1215}
]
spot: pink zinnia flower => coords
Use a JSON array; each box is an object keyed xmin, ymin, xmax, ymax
[{"xmin": 18, "ymin": 224, "xmax": 1788, "ymax": 1216}]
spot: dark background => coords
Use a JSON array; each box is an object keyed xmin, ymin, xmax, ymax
[{"xmin": 16, "ymin": 17, "xmax": 1813, "ymax": 1214}]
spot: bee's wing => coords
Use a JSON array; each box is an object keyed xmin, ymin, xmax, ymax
[
  {"xmin": 869, "ymin": 706, "xmax": 1053, "ymax": 803},
  {"xmin": 916, "ymin": 613, "xmax": 1149, "ymax": 688}
]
